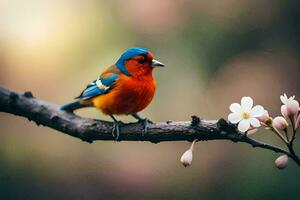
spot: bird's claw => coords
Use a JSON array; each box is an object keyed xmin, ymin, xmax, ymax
[
  {"xmin": 112, "ymin": 120, "xmax": 124, "ymax": 141},
  {"xmin": 138, "ymin": 118, "xmax": 153, "ymax": 137}
]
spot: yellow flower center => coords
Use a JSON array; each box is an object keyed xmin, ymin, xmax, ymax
[{"xmin": 242, "ymin": 112, "xmax": 250, "ymax": 119}]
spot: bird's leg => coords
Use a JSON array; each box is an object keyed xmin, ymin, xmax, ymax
[
  {"xmin": 131, "ymin": 113, "xmax": 153, "ymax": 136},
  {"xmin": 110, "ymin": 115, "xmax": 124, "ymax": 141}
]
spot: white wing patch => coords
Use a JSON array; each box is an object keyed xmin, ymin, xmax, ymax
[{"xmin": 95, "ymin": 77, "xmax": 110, "ymax": 90}]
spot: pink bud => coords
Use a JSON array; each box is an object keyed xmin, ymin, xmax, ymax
[
  {"xmin": 272, "ymin": 116, "xmax": 288, "ymax": 130},
  {"xmin": 275, "ymin": 155, "xmax": 288, "ymax": 170},
  {"xmin": 180, "ymin": 149, "xmax": 193, "ymax": 167},
  {"xmin": 247, "ymin": 127, "xmax": 258, "ymax": 135},
  {"xmin": 281, "ymin": 105, "xmax": 288, "ymax": 118},
  {"xmin": 258, "ymin": 110, "xmax": 270, "ymax": 123},
  {"xmin": 286, "ymin": 100, "xmax": 300, "ymax": 117}
]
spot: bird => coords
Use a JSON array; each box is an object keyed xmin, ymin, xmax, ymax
[{"xmin": 60, "ymin": 47, "xmax": 165, "ymax": 140}]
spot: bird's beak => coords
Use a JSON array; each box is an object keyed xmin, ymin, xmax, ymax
[{"xmin": 152, "ymin": 59, "xmax": 165, "ymax": 67}]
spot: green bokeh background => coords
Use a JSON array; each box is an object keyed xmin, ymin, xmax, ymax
[{"xmin": 0, "ymin": 0, "xmax": 300, "ymax": 199}]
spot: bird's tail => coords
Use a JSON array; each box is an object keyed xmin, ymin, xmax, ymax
[{"xmin": 59, "ymin": 99, "xmax": 91, "ymax": 112}]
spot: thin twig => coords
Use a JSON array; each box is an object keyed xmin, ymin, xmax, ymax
[
  {"xmin": 289, "ymin": 116, "xmax": 297, "ymax": 143},
  {"xmin": 270, "ymin": 127, "xmax": 289, "ymax": 144},
  {"xmin": 285, "ymin": 115, "xmax": 300, "ymax": 166}
]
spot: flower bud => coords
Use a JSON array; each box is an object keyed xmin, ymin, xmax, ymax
[
  {"xmin": 272, "ymin": 116, "xmax": 288, "ymax": 130},
  {"xmin": 281, "ymin": 105, "xmax": 288, "ymax": 118},
  {"xmin": 180, "ymin": 140, "xmax": 197, "ymax": 167},
  {"xmin": 275, "ymin": 155, "xmax": 288, "ymax": 170},
  {"xmin": 258, "ymin": 110, "xmax": 270, "ymax": 123},
  {"xmin": 247, "ymin": 127, "xmax": 258, "ymax": 135},
  {"xmin": 286, "ymin": 100, "xmax": 300, "ymax": 117},
  {"xmin": 180, "ymin": 149, "xmax": 193, "ymax": 167}
]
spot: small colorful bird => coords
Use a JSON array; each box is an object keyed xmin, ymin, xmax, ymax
[{"xmin": 60, "ymin": 47, "xmax": 165, "ymax": 140}]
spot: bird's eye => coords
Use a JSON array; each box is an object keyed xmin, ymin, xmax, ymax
[{"xmin": 137, "ymin": 58, "xmax": 145, "ymax": 64}]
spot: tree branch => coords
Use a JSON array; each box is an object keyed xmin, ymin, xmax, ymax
[{"xmin": 0, "ymin": 85, "xmax": 299, "ymax": 167}]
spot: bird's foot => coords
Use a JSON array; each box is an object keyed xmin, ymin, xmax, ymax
[
  {"xmin": 138, "ymin": 118, "xmax": 153, "ymax": 137},
  {"xmin": 112, "ymin": 120, "xmax": 125, "ymax": 141}
]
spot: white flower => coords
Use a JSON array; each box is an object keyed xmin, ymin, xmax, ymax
[
  {"xmin": 280, "ymin": 93, "xmax": 295, "ymax": 105},
  {"xmin": 280, "ymin": 93, "xmax": 299, "ymax": 117},
  {"xmin": 228, "ymin": 97, "xmax": 264, "ymax": 132}
]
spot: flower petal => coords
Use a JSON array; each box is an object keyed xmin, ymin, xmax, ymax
[
  {"xmin": 250, "ymin": 105, "xmax": 264, "ymax": 117},
  {"xmin": 247, "ymin": 128, "xmax": 258, "ymax": 135},
  {"xmin": 228, "ymin": 113, "xmax": 242, "ymax": 124},
  {"xmin": 249, "ymin": 118, "xmax": 261, "ymax": 127},
  {"xmin": 280, "ymin": 94, "xmax": 288, "ymax": 105},
  {"xmin": 281, "ymin": 105, "xmax": 288, "ymax": 118},
  {"xmin": 241, "ymin": 97, "xmax": 253, "ymax": 112},
  {"xmin": 238, "ymin": 119, "xmax": 250, "ymax": 132},
  {"xmin": 229, "ymin": 103, "xmax": 242, "ymax": 113},
  {"xmin": 289, "ymin": 95, "xmax": 295, "ymax": 100}
]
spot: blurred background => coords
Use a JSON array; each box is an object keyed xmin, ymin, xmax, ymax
[{"xmin": 1, "ymin": 0, "xmax": 300, "ymax": 199}]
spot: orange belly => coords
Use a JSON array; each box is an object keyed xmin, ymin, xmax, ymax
[{"xmin": 91, "ymin": 77, "xmax": 156, "ymax": 115}]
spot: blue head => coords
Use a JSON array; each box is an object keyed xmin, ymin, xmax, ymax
[{"xmin": 115, "ymin": 47, "xmax": 164, "ymax": 76}]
